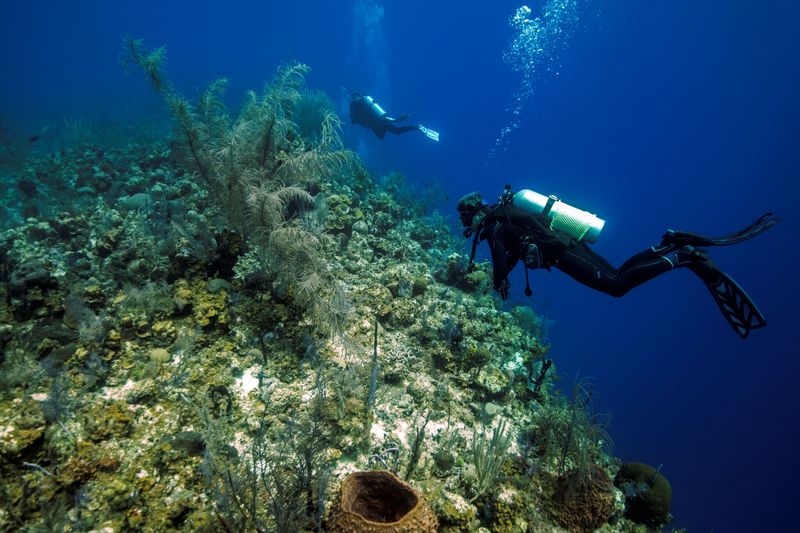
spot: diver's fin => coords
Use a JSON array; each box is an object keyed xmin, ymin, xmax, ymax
[
  {"xmin": 701, "ymin": 269, "xmax": 766, "ymax": 339},
  {"xmin": 418, "ymin": 124, "xmax": 440, "ymax": 142},
  {"xmin": 663, "ymin": 213, "xmax": 780, "ymax": 249}
]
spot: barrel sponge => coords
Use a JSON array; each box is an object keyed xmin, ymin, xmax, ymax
[
  {"xmin": 327, "ymin": 470, "xmax": 438, "ymax": 533},
  {"xmin": 614, "ymin": 462, "xmax": 672, "ymax": 527}
]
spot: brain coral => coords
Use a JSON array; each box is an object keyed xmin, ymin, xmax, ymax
[{"xmin": 614, "ymin": 462, "xmax": 672, "ymax": 527}]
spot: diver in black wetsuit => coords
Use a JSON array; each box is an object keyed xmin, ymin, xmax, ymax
[
  {"xmin": 457, "ymin": 186, "xmax": 780, "ymax": 338},
  {"xmin": 349, "ymin": 93, "xmax": 439, "ymax": 141}
]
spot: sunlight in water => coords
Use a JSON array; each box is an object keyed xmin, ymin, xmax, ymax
[
  {"xmin": 483, "ymin": 2, "xmax": 583, "ymax": 176},
  {"xmin": 349, "ymin": 0, "xmax": 389, "ymax": 96},
  {"xmin": 345, "ymin": 0, "xmax": 389, "ymax": 165}
]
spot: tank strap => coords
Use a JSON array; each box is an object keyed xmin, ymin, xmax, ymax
[
  {"xmin": 468, "ymin": 229, "xmax": 481, "ymax": 268},
  {"xmin": 541, "ymin": 195, "xmax": 558, "ymax": 217}
]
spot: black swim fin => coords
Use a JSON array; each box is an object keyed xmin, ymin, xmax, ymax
[
  {"xmin": 700, "ymin": 269, "xmax": 766, "ymax": 339},
  {"xmin": 662, "ymin": 213, "xmax": 780, "ymax": 249}
]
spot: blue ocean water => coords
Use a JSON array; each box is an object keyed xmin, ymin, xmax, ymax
[{"xmin": 2, "ymin": 1, "xmax": 798, "ymax": 531}]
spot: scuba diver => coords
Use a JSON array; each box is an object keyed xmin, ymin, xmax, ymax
[
  {"xmin": 457, "ymin": 185, "xmax": 780, "ymax": 338},
  {"xmin": 349, "ymin": 93, "xmax": 439, "ymax": 142}
]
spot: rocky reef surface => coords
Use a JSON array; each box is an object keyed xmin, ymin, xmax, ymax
[{"xmin": 0, "ymin": 60, "xmax": 675, "ymax": 532}]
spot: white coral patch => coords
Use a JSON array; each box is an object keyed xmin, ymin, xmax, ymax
[
  {"xmin": 370, "ymin": 421, "xmax": 385, "ymax": 442},
  {"xmin": 235, "ymin": 367, "xmax": 259, "ymax": 396},
  {"xmin": 102, "ymin": 379, "xmax": 136, "ymax": 401}
]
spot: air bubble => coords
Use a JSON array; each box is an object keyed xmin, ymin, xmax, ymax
[{"xmin": 482, "ymin": 1, "xmax": 583, "ymax": 177}]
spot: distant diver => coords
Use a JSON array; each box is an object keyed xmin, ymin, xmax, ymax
[
  {"xmin": 458, "ymin": 185, "xmax": 780, "ymax": 338},
  {"xmin": 349, "ymin": 93, "xmax": 439, "ymax": 142},
  {"xmin": 28, "ymin": 125, "xmax": 50, "ymax": 143}
]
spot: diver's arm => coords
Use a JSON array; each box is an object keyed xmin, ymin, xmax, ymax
[
  {"xmin": 486, "ymin": 224, "xmax": 515, "ymax": 294},
  {"xmin": 489, "ymin": 246, "xmax": 509, "ymax": 295}
]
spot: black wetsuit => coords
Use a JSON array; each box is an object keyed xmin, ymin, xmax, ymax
[
  {"xmin": 349, "ymin": 95, "xmax": 418, "ymax": 139},
  {"xmin": 478, "ymin": 203, "xmax": 680, "ymax": 299}
]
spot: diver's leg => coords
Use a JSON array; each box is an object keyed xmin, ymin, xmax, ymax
[
  {"xmin": 555, "ymin": 241, "xmax": 630, "ymax": 296},
  {"xmin": 558, "ymin": 241, "xmax": 694, "ymax": 297},
  {"xmin": 617, "ymin": 244, "xmax": 672, "ymax": 271},
  {"xmin": 614, "ymin": 246, "xmax": 684, "ymax": 290},
  {"xmin": 385, "ymin": 123, "xmax": 420, "ymax": 135},
  {"xmin": 564, "ymin": 240, "xmax": 767, "ymax": 336}
]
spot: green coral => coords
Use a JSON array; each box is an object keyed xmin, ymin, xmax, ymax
[
  {"xmin": 325, "ymin": 193, "xmax": 362, "ymax": 232},
  {"xmin": 357, "ymin": 284, "xmax": 393, "ymax": 318},
  {"xmin": 0, "ymin": 397, "xmax": 45, "ymax": 457},
  {"xmin": 387, "ymin": 297, "xmax": 419, "ymax": 327},
  {"xmin": 85, "ymin": 400, "xmax": 134, "ymax": 442},
  {"xmin": 170, "ymin": 280, "xmax": 230, "ymax": 329},
  {"xmin": 468, "ymin": 419, "xmax": 513, "ymax": 503},
  {"xmin": 475, "ymin": 364, "xmax": 512, "ymax": 398},
  {"xmin": 490, "ymin": 487, "xmax": 526, "ymax": 533},
  {"xmin": 100, "ymin": 477, "xmax": 134, "ymax": 511},
  {"xmin": 59, "ymin": 441, "xmax": 121, "ymax": 487},
  {"xmin": 428, "ymin": 486, "xmax": 478, "ymax": 531},
  {"xmin": 510, "ymin": 304, "xmax": 547, "ymax": 336}
]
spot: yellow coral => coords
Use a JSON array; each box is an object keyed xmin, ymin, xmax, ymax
[
  {"xmin": 183, "ymin": 280, "xmax": 228, "ymax": 328},
  {"xmin": 491, "ymin": 488, "xmax": 526, "ymax": 533}
]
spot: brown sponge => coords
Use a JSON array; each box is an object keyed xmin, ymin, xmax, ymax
[{"xmin": 327, "ymin": 470, "xmax": 438, "ymax": 533}]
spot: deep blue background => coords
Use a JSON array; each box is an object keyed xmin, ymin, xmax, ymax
[{"xmin": 2, "ymin": 1, "xmax": 799, "ymax": 531}]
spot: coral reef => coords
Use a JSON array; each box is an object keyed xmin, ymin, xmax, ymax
[{"xmin": 0, "ymin": 43, "xmax": 673, "ymax": 532}]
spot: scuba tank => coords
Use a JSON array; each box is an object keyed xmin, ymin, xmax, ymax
[
  {"xmin": 363, "ymin": 95, "xmax": 387, "ymax": 117},
  {"xmin": 510, "ymin": 188, "xmax": 606, "ymax": 243}
]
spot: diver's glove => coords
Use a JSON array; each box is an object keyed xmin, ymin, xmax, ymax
[{"xmin": 498, "ymin": 279, "xmax": 510, "ymax": 300}]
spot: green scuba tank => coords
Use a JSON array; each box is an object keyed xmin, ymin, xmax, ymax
[{"xmin": 512, "ymin": 189, "xmax": 606, "ymax": 243}]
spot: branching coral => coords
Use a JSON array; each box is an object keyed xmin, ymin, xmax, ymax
[
  {"xmin": 122, "ymin": 37, "xmax": 355, "ymax": 335},
  {"xmin": 469, "ymin": 418, "xmax": 513, "ymax": 502},
  {"xmin": 294, "ymin": 89, "xmax": 336, "ymax": 145}
]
